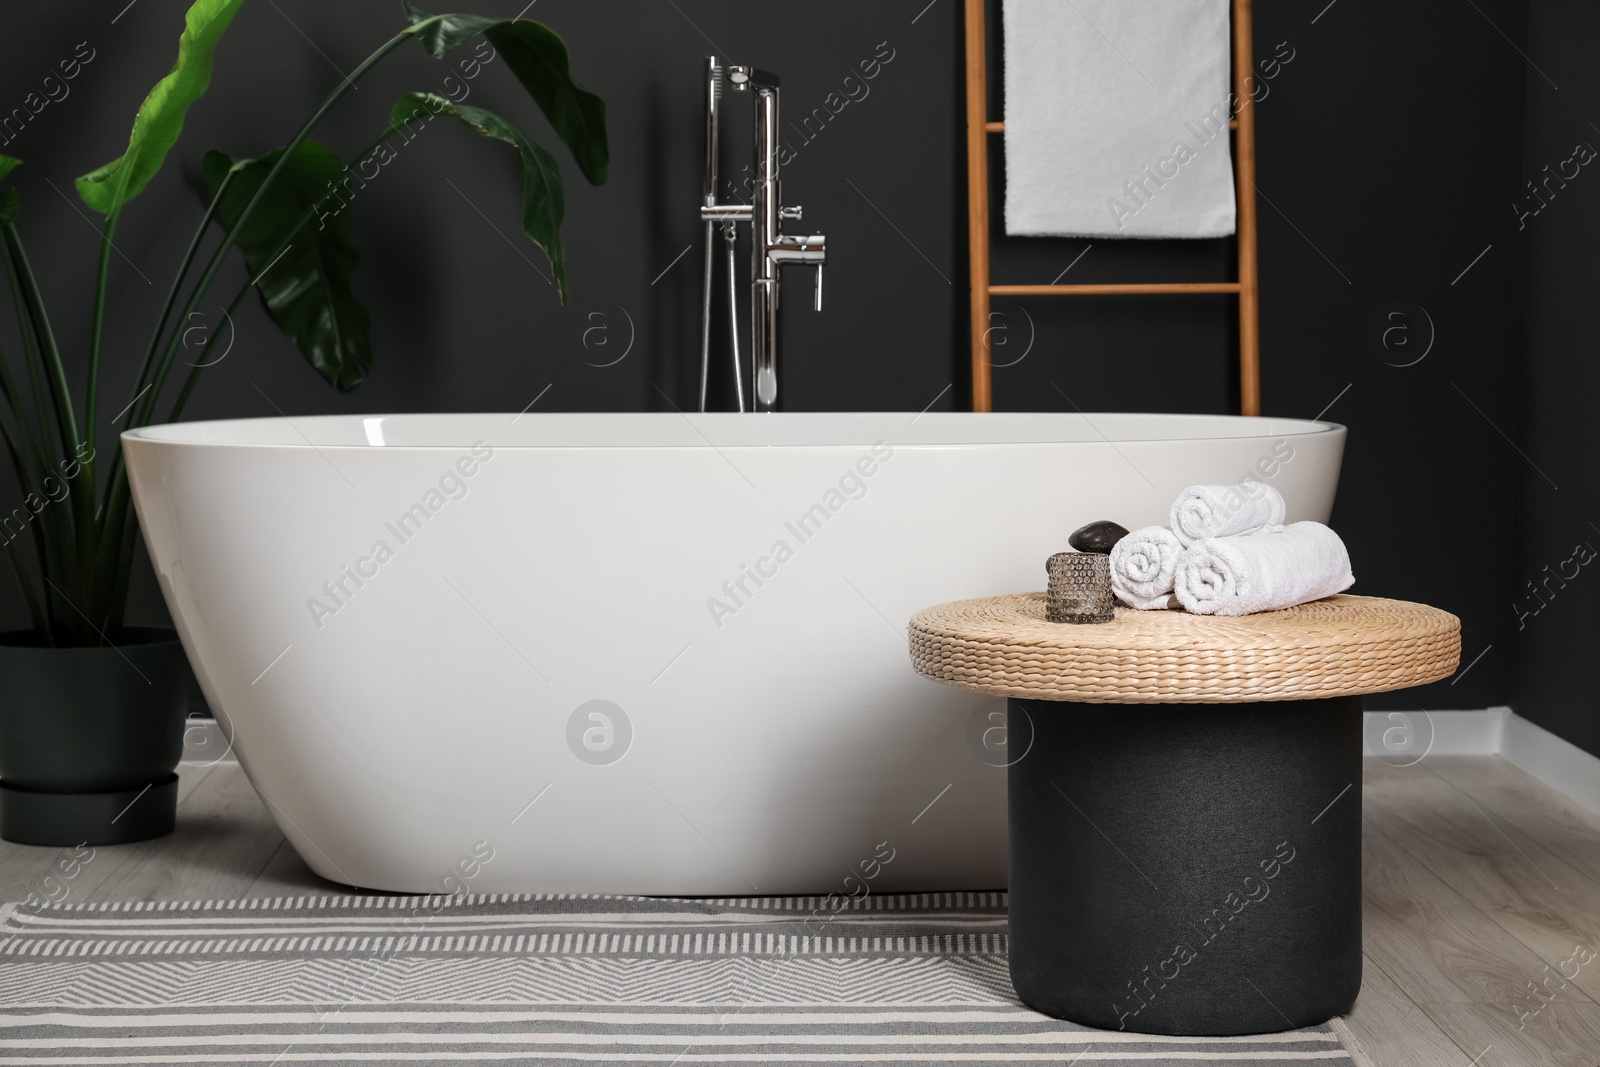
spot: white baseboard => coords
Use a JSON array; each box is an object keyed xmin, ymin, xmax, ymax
[
  {"xmin": 1362, "ymin": 707, "xmax": 1508, "ymax": 757},
  {"xmin": 1501, "ymin": 712, "xmax": 1600, "ymax": 817},
  {"xmin": 1363, "ymin": 705, "xmax": 1600, "ymax": 818},
  {"xmin": 180, "ymin": 716, "xmax": 237, "ymax": 766}
]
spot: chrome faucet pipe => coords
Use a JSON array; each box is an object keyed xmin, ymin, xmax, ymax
[
  {"xmin": 698, "ymin": 57, "xmax": 720, "ymax": 412},
  {"xmin": 750, "ymin": 81, "xmax": 781, "ymax": 410},
  {"xmin": 701, "ymin": 205, "xmax": 753, "ymax": 222},
  {"xmin": 698, "ymin": 58, "xmax": 826, "ymax": 413},
  {"xmin": 724, "ymin": 220, "xmax": 744, "ymax": 411},
  {"xmin": 698, "ymin": 57, "xmax": 746, "ymax": 413}
]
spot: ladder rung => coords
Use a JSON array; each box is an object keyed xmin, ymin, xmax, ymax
[
  {"xmin": 985, "ymin": 118, "xmax": 1238, "ymax": 132},
  {"xmin": 990, "ymin": 282, "xmax": 1242, "ymax": 296}
]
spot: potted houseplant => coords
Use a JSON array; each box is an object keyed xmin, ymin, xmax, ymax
[{"xmin": 0, "ymin": 0, "xmax": 607, "ymax": 845}]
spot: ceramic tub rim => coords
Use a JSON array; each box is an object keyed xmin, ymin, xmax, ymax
[{"xmin": 122, "ymin": 412, "xmax": 1346, "ymax": 450}]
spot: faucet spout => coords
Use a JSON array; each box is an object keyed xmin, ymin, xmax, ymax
[{"xmin": 726, "ymin": 65, "xmax": 781, "ymax": 91}]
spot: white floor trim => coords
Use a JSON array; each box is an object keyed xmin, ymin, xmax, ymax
[
  {"xmin": 1364, "ymin": 705, "xmax": 1600, "ymax": 817},
  {"xmin": 181, "ymin": 716, "xmax": 237, "ymax": 766},
  {"xmin": 1362, "ymin": 707, "xmax": 1508, "ymax": 758},
  {"xmin": 1501, "ymin": 711, "xmax": 1600, "ymax": 817}
]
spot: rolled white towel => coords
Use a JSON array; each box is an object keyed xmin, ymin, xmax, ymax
[
  {"xmin": 1170, "ymin": 481, "xmax": 1287, "ymax": 546},
  {"xmin": 1109, "ymin": 525, "xmax": 1184, "ymax": 610},
  {"xmin": 1174, "ymin": 521, "xmax": 1355, "ymax": 617}
]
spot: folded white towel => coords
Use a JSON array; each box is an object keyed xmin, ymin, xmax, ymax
[
  {"xmin": 1174, "ymin": 522, "xmax": 1354, "ymax": 617},
  {"xmin": 1170, "ymin": 481, "xmax": 1287, "ymax": 546},
  {"xmin": 1109, "ymin": 525, "xmax": 1184, "ymax": 610},
  {"xmin": 1001, "ymin": 0, "xmax": 1237, "ymax": 239}
]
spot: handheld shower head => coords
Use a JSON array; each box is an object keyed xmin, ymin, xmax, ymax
[{"xmin": 703, "ymin": 57, "xmax": 722, "ymax": 204}]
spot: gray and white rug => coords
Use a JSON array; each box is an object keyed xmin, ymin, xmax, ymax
[{"xmin": 0, "ymin": 891, "xmax": 1364, "ymax": 1064}]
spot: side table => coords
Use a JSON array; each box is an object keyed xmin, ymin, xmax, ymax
[{"xmin": 909, "ymin": 593, "xmax": 1459, "ymax": 1036}]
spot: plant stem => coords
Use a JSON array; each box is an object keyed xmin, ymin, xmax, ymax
[
  {"xmin": 0, "ymin": 414, "xmax": 54, "ymax": 633},
  {"xmin": 165, "ymin": 276, "xmax": 254, "ymax": 424},
  {"xmin": 100, "ymin": 167, "xmax": 236, "ymax": 525},
  {"xmin": 84, "ymin": 204, "xmax": 122, "ymax": 463},
  {"xmin": 161, "ymin": 130, "xmax": 392, "ymax": 425},
  {"xmin": 0, "ymin": 222, "xmax": 79, "ymax": 456},
  {"xmin": 4, "ymin": 216, "xmax": 93, "ymax": 639},
  {"xmin": 118, "ymin": 170, "xmax": 235, "ymax": 440},
  {"xmin": 0, "ymin": 232, "xmax": 67, "ymax": 637},
  {"xmin": 0, "ymin": 334, "xmax": 37, "ymax": 440},
  {"xmin": 2, "ymin": 539, "xmax": 47, "ymax": 636},
  {"xmin": 101, "ymin": 505, "xmax": 139, "ymax": 635},
  {"xmin": 132, "ymin": 30, "xmax": 413, "ymax": 432},
  {"xmin": 90, "ymin": 469, "xmax": 129, "ymax": 624},
  {"xmin": 2, "ymin": 232, "xmax": 61, "ymax": 469},
  {"xmin": 0, "ymin": 339, "xmax": 46, "ymax": 491},
  {"xmin": 91, "ymin": 25, "xmax": 427, "ymax": 635}
]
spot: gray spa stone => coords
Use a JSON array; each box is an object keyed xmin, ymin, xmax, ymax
[{"xmin": 1068, "ymin": 520, "xmax": 1129, "ymax": 554}]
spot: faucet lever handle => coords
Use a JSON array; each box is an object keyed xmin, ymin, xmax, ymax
[{"xmin": 813, "ymin": 263, "xmax": 823, "ymax": 312}]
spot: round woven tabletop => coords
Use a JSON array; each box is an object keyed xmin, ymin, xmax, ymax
[{"xmin": 909, "ymin": 593, "xmax": 1460, "ymax": 704}]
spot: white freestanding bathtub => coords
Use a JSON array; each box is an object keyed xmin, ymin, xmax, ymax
[{"xmin": 123, "ymin": 412, "xmax": 1345, "ymax": 895}]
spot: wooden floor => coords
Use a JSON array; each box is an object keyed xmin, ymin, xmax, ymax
[{"xmin": 3, "ymin": 755, "xmax": 1599, "ymax": 1064}]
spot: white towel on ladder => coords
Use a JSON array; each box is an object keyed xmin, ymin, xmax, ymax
[{"xmin": 1002, "ymin": 0, "xmax": 1237, "ymax": 239}]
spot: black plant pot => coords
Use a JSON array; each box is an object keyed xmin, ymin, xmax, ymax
[{"xmin": 0, "ymin": 627, "xmax": 189, "ymax": 846}]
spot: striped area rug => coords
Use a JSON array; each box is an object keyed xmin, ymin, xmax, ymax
[{"xmin": 0, "ymin": 892, "xmax": 1365, "ymax": 1065}]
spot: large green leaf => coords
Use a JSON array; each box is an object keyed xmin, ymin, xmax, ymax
[
  {"xmin": 391, "ymin": 92, "xmax": 570, "ymax": 301},
  {"xmin": 0, "ymin": 155, "xmax": 20, "ymax": 184},
  {"xmin": 403, "ymin": 4, "xmax": 608, "ymax": 185},
  {"xmin": 202, "ymin": 143, "xmax": 372, "ymax": 390},
  {"xmin": 76, "ymin": 0, "xmax": 245, "ymax": 213},
  {"xmin": 402, "ymin": 4, "xmax": 496, "ymax": 57}
]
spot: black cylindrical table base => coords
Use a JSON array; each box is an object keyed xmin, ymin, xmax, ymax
[{"xmin": 1007, "ymin": 695, "xmax": 1362, "ymax": 1036}]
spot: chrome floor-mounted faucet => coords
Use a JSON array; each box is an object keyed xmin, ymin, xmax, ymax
[{"xmin": 699, "ymin": 57, "xmax": 827, "ymax": 413}]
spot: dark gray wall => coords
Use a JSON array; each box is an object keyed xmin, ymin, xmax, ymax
[
  {"xmin": 1, "ymin": 0, "xmax": 963, "ymax": 418},
  {"xmin": 1252, "ymin": 0, "xmax": 1529, "ymax": 721},
  {"xmin": 980, "ymin": 0, "xmax": 1531, "ymax": 718},
  {"xmin": 1512, "ymin": 0, "xmax": 1600, "ymax": 757},
  {"xmin": 0, "ymin": 0, "xmax": 1544, "ymax": 727}
]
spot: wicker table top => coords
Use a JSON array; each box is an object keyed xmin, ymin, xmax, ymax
[{"xmin": 909, "ymin": 593, "xmax": 1460, "ymax": 704}]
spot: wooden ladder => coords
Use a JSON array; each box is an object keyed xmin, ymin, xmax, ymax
[{"xmin": 964, "ymin": 0, "xmax": 1261, "ymax": 414}]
